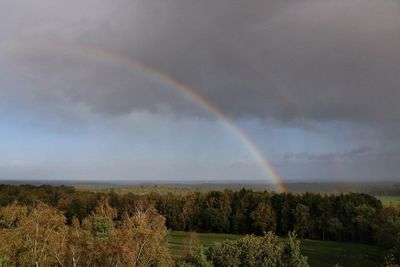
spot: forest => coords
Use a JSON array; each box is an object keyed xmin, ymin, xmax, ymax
[{"xmin": 0, "ymin": 184, "xmax": 399, "ymax": 266}]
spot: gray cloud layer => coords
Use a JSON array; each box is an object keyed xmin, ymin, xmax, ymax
[
  {"xmin": 284, "ymin": 146, "xmax": 372, "ymax": 161},
  {"xmin": 1, "ymin": 0, "xmax": 400, "ymax": 125}
]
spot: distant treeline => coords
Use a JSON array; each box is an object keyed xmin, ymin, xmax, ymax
[
  {"xmin": 0, "ymin": 184, "xmax": 391, "ymax": 243},
  {"xmin": 368, "ymin": 184, "xmax": 400, "ymax": 196}
]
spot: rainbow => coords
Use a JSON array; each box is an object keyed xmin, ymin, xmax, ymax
[{"xmin": 54, "ymin": 43, "xmax": 287, "ymax": 192}]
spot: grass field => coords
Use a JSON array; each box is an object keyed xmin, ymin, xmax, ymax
[
  {"xmin": 168, "ymin": 231, "xmax": 384, "ymax": 267},
  {"xmin": 377, "ymin": 195, "xmax": 400, "ymax": 206}
]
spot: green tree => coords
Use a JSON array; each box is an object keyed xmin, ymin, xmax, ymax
[
  {"xmin": 282, "ymin": 232, "xmax": 309, "ymax": 267},
  {"xmin": 293, "ymin": 204, "xmax": 310, "ymax": 238},
  {"xmin": 250, "ymin": 202, "xmax": 277, "ymax": 234},
  {"xmin": 327, "ymin": 217, "xmax": 343, "ymax": 240},
  {"xmin": 202, "ymin": 208, "xmax": 229, "ymax": 233},
  {"xmin": 353, "ymin": 204, "xmax": 378, "ymax": 242},
  {"xmin": 204, "ymin": 232, "xmax": 309, "ymax": 267},
  {"xmin": 180, "ymin": 245, "xmax": 213, "ymax": 267}
]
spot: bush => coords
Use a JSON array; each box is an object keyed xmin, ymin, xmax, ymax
[{"xmin": 180, "ymin": 232, "xmax": 309, "ymax": 267}]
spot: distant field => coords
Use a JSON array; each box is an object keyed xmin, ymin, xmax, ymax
[
  {"xmin": 75, "ymin": 184, "xmax": 274, "ymax": 195},
  {"xmin": 168, "ymin": 231, "xmax": 383, "ymax": 267},
  {"xmin": 69, "ymin": 181, "xmax": 400, "ymax": 195},
  {"xmin": 169, "ymin": 231, "xmax": 240, "ymax": 257},
  {"xmin": 377, "ymin": 195, "xmax": 400, "ymax": 206}
]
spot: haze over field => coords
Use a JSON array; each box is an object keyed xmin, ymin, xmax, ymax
[{"xmin": 1, "ymin": 0, "xmax": 400, "ymax": 184}]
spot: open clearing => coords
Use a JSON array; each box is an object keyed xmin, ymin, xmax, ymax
[
  {"xmin": 377, "ymin": 195, "xmax": 400, "ymax": 206},
  {"xmin": 168, "ymin": 231, "xmax": 383, "ymax": 267}
]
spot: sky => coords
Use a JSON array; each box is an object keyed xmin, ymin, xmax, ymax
[{"xmin": 1, "ymin": 0, "xmax": 400, "ymax": 184}]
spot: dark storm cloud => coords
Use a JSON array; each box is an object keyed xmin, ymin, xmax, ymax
[
  {"xmin": 1, "ymin": 0, "xmax": 400, "ymax": 124},
  {"xmin": 85, "ymin": 0, "xmax": 400, "ymax": 124}
]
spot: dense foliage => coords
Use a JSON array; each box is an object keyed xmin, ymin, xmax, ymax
[
  {"xmin": 0, "ymin": 185, "xmax": 383, "ymax": 241},
  {"xmin": 0, "ymin": 199, "xmax": 173, "ymax": 266},
  {"xmin": 0, "ymin": 184, "xmax": 399, "ymax": 264},
  {"xmin": 179, "ymin": 232, "xmax": 309, "ymax": 267}
]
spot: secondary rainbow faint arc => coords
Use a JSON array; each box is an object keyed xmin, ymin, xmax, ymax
[{"xmin": 58, "ymin": 44, "xmax": 287, "ymax": 192}]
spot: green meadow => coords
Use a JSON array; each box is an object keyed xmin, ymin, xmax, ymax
[
  {"xmin": 168, "ymin": 231, "xmax": 384, "ymax": 267},
  {"xmin": 377, "ymin": 195, "xmax": 400, "ymax": 206}
]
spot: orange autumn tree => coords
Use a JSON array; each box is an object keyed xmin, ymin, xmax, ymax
[
  {"xmin": 114, "ymin": 206, "xmax": 173, "ymax": 266},
  {"xmin": 0, "ymin": 200, "xmax": 173, "ymax": 267},
  {"xmin": 0, "ymin": 202, "xmax": 68, "ymax": 266}
]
